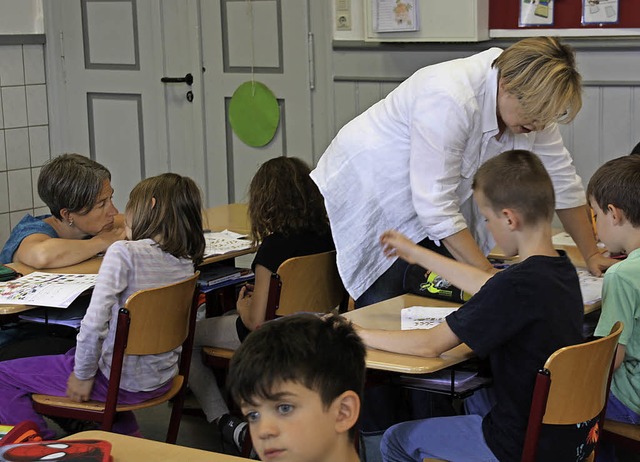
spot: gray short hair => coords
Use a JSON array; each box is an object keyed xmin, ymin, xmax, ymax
[{"xmin": 38, "ymin": 154, "xmax": 112, "ymax": 219}]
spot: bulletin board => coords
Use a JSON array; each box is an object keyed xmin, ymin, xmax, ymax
[{"xmin": 489, "ymin": 0, "xmax": 640, "ymax": 31}]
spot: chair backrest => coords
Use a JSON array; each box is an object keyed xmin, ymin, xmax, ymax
[
  {"xmin": 123, "ymin": 272, "xmax": 200, "ymax": 355},
  {"xmin": 521, "ymin": 321, "xmax": 623, "ymax": 462},
  {"xmin": 266, "ymin": 250, "xmax": 345, "ymax": 318}
]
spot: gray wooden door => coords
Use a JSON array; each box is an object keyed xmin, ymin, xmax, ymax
[
  {"xmin": 44, "ymin": 0, "xmax": 316, "ymax": 208},
  {"xmin": 200, "ymin": 0, "xmax": 314, "ymax": 205}
]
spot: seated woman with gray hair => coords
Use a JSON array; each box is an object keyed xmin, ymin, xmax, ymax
[
  {"xmin": 0, "ymin": 154, "xmax": 125, "ymax": 268},
  {"xmin": 0, "ymin": 154, "xmax": 126, "ymax": 361}
]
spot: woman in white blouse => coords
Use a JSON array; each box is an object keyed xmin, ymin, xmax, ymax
[{"xmin": 311, "ymin": 36, "xmax": 614, "ymax": 307}]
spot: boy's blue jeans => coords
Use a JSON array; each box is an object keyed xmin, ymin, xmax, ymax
[
  {"xmin": 381, "ymin": 414, "xmax": 498, "ymax": 462},
  {"xmin": 381, "ymin": 389, "xmax": 499, "ymax": 462}
]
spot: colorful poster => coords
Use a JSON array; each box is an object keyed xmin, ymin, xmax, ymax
[
  {"xmin": 519, "ymin": 0, "xmax": 554, "ymax": 27},
  {"xmin": 373, "ymin": 0, "xmax": 419, "ymax": 32}
]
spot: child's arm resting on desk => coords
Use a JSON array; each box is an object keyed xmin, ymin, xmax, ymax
[
  {"xmin": 380, "ymin": 230, "xmax": 493, "ymax": 295},
  {"xmin": 355, "ymin": 321, "xmax": 461, "ymax": 358}
]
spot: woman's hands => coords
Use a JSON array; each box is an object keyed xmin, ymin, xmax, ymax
[{"xmin": 66, "ymin": 373, "xmax": 95, "ymax": 402}]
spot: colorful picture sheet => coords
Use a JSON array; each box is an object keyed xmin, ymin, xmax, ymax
[{"xmin": 0, "ymin": 272, "xmax": 97, "ymax": 308}]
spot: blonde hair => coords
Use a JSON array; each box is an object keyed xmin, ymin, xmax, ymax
[{"xmin": 493, "ymin": 37, "xmax": 582, "ymax": 126}]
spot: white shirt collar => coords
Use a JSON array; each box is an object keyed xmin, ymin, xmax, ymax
[{"xmin": 482, "ymin": 66, "xmax": 500, "ymax": 135}]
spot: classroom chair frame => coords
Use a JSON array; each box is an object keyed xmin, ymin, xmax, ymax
[{"xmin": 32, "ymin": 272, "xmax": 201, "ymax": 444}]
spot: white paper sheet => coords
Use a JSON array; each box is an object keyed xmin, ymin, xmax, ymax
[
  {"xmin": 203, "ymin": 231, "xmax": 253, "ymax": 257},
  {"xmin": 401, "ymin": 306, "xmax": 458, "ymax": 330},
  {"xmin": 577, "ymin": 268, "xmax": 603, "ymax": 305}
]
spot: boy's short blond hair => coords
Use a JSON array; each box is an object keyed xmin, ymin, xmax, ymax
[{"xmin": 493, "ymin": 37, "xmax": 582, "ymax": 126}]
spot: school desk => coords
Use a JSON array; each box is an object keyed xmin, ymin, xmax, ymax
[
  {"xmin": 343, "ymin": 294, "xmax": 473, "ymax": 374},
  {"xmin": 62, "ymin": 430, "xmax": 246, "ymax": 462},
  {"xmin": 343, "ymin": 291, "xmax": 601, "ymax": 374},
  {"xmin": 0, "ymin": 204, "xmax": 255, "ymax": 316}
]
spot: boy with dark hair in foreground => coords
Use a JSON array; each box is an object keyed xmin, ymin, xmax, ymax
[{"xmin": 228, "ymin": 313, "xmax": 365, "ymax": 462}]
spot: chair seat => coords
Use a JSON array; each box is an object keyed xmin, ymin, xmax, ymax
[
  {"xmin": 32, "ymin": 376, "xmax": 183, "ymax": 413},
  {"xmin": 603, "ymin": 419, "xmax": 640, "ymax": 441},
  {"xmin": 202, "ymin": 346, "xmax": 234, "ymax": 360}
]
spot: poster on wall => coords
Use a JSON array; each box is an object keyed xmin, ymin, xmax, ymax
[
  {"xmin": 582, "ymin": 0, "xmax": 619, "ymax": 25},
  {"xmin": 372, "ymin": 0, "xmax": 419, "ymax": 32},
  {"xmin": 519, "ymin": 0, "xmax": 554, "ymax": 27}
]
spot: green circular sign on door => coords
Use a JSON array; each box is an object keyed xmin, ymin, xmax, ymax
[{"xmin": 229, "ymin": 81, "xmax": 280, "ymax": 147}]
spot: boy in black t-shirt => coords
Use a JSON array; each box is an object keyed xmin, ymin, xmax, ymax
[{"xmin": 356, "ymin": 150, "xmax": 593, "ymax": 462}]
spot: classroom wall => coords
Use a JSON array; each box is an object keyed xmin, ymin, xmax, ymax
[
  {"xmin": 0, "ymin": 0, "xmax": 43, "ymax": 34},
  {"xmin": 0, "ymin": 0, "xmax": 49, "ymax": 246}
]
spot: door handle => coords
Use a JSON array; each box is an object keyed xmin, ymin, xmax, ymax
[{"xmin": 161, "ymin": 73, "xmax": 193, "ymax": 85}]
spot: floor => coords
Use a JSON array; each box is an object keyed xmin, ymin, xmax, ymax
[{"xmin": 134, "ymin": 397, "xmax": 237, "ymax": 456}]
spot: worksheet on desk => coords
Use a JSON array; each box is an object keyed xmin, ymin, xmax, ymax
[
  {"xmin": 577, "ymin": 268, "xmax": 603, "ymax": 305},
  {"xmin": 0, "ymin": 272, "xmax": 97, "ymax": 308},
  {"xmin": 203, "ymin": 230, "xmax": 252, "ymax": 257},
  {"xmin": 401, "ymin": 306, "xmax": 458, "ymax": 330}
]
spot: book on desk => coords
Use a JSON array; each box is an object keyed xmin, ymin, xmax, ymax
[
  {"xmin": 198, "ymin": 264, "xmax": 254, "ymax": 293},
  {"xmin": 0, "ymin": 439, "xmax": 112, "ymax": 461}
]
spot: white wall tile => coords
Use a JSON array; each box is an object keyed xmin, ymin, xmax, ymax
[
  {"xmin": 0, "ymin": 172, "xmax": 8, "ymax": 213},
  {"xmin": 0, "ymin": 213, "xmax": 10, "ymax": 248},
  {"xmin": 0, "ymin": 130, "xmax": 6, "ymax": 171},
  {"xmin": 31, "ymin": 166, "xmax": 44, "ymax": 208},
  {"xmin": 9, "ymin": 210, "xmax": 28, "ymax": 229},
  {"xmin": 0, "ymin": 46, "xmax": 25, "ymax": 87},
  {"xmin": 26, "ymin": 85, "xmax": 48, "ymax": 126},
  {"xmin": 29, "ymin": 125, "xmax": 50, "ymax": 167},
  {"xmin": 23, "ymin": 45, "xmax": 45, "ymax": 85},
  {"xmin": 33, "ymin": 206, "xmax": 49, "ymax": 216},
  {"xmin": 7, "ymin": 168, "xmax": 33, "ymax": 210},
  {"xmin": 0, "ymin": 88, "xmax": 3, "ymax": 128},
  {"xmin": 0, "ymin": 42, "xmax": 49, "ymax": 222},
  {"xmin": 1, "ymin": 86, "xmax": 27, "ymax": 128},
  {"xmin": 5, "ymin": 128, "xmax": 30, "ymax": 170}
]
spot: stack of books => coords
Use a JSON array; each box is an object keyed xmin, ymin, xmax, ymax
[{"xmin": 198, "ymin": 264, "xmax": 254, "ymax": 293}]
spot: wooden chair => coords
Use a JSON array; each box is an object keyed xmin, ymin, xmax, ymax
[
  {"xmin": 202, "ymin": 251, "xmax": 345, "ymax": 457},
  {"xmin": 32, "ymin": 272, "xmax": 200, "ymax": 444},
  {"xmin": 203, "ymin": 250, "xmax": 346, "ymax": 364},
  {"xmin": 602, "ymin": 419, "xmax": 640, "ymax": 453},
  {"xmin": 521, "ymin": 321, "xmax": 623, "ymax": 462}
]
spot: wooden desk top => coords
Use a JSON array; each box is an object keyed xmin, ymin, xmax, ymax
[
  {"xmin": 62, "ymin": 431, "xmax": 246, "ymax": 461},
  {"xmin": 343, "ymin": 294, "xmax": 475, "ymax": 374}
]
